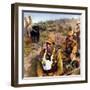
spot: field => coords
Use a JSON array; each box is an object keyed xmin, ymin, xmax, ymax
[{"xmin": 24, "ymin": 17, "xmax": 80, "ymax": 77}]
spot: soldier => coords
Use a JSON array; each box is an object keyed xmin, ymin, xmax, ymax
[
  {"xmin": 37, "ymin": 38, "xmax": 64, "ymax": 76},
  {"xmin": 24, "ymin": 16, "xmax": 32, "ymax": 44},
  {"xmin": 65, "ymin": 29, "xmax": 74, "ymax": 58}
]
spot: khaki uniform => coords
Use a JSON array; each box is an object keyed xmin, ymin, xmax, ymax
[{"xmin": 37, "ymin": 48, "xmax": 63, "ymax": 76}]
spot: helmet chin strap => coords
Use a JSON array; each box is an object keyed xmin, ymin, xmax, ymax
[{"xmin": 43, "ymin": 49, "xmax": 47, "ymax": 59}]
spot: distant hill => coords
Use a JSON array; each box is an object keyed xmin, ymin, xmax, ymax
[{"xmin": 34, "ymin": 18, "xmax": 80, "ymax": 36}]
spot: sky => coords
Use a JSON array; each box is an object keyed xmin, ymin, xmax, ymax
[{"xmin": 24, "ymin": 11, "xmax": 80, "ymax": 24}]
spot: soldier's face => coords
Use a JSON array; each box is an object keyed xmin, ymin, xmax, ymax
[
  {"xmin": 46, "ymin": 43, "xmax": 52, "ymax": 53},
  {"xmin": 69, "ymin": 36, "xmax": 73, "ymax": 40}
]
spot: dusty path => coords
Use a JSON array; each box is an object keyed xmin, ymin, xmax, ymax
[{"xmin": 24, "ymin": 43, "xmax": 41, "ymax": 77}]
